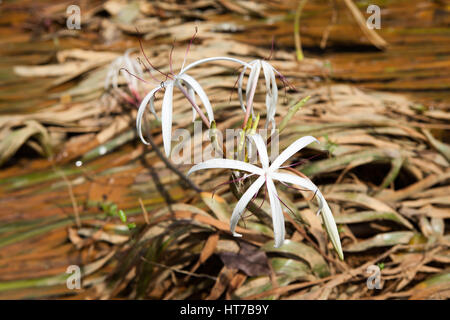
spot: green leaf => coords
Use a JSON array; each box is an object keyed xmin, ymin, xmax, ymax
[
  {"xmin": 278, "ymin": 96, "xmax": 310, "ymax": 133},
  {"xmin": 262, "ymin": 240, "xmax": 330, "ymax": 278},
  {"xmin": 100, "ymin": 202, "xmax": 110, "ymax": 213},
  {"xmin": 334, "ymin": 210, "xmax": 413, "ymax": 230},
  {"xmin": 327, "ymin": 192, "xmax": 414, "ymax": 229},
  {"xmin": 270, "ymin": 257, "xmax": 314, "ymax": 281},
  {"xmin": 118, "ymin": 210, "xmax": 127, "ymax": 223},
  {"xmin": 233, "ymin": 275, "xmax": 292, "ymax": 300},
  {"xmin": 201, "ymin": 192, "xmax": 231, "ymax": 222},
  {"xmin": 413, "ymin": 272, "xmax": 450, "ymax": 289},
  {"xmin": 109, "ymin": 203, "xmax": 118, "ymax": 216},
  {"xmin": 377, "ymin": 156, "xmax": 404, "ymax": 191},
  {"xmin": 344, "ymin": 231, "xmax": 415, "ymax": 252}
]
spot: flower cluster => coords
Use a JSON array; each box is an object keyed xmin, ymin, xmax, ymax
[{"xmin": 104, "ymin": 35, "xmax": 344, "ymax": 260}]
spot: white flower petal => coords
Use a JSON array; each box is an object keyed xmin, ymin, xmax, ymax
[
  {"xmin": 246, "ymin": 61, "xmax": 260, "ymax": 97},
  {"xmin": 123, "ymin": 54, "xmax": 136, "ymax": 88},
  {"xmin": 161, "ymin": 82, "xmax": 174, "ymax": 157},
  {"xmin": 270, "ymin": 172, "xmax": 318, "ymax": 193},
  {"xmin": 316, "ymin": 190, "xmax": 344, "ymax": 260},
  {"xmin": 180, "ymin": 56, "xmax": 252, "ymax": 75},
  {"xmin": 148, "ymin": 93, "xmax": 158, "ymax": 119},
  {"xmin": 105, "ymin": 50, "xmax": 144, "ymax": 91},
  {"xmin": 266, "ymin": 177, "xmax": 285, "ymax": 248},
  {"xmin": 187, "ymin": 158, "xmax": 264, "ymax": 176},
  {"xmin": 250, "ymin": 134, "xmax": 270, "ymax": 170},
  {"xmin": 272, "ymin": 171, "xmax": 343, "ymax": 259},
  {"xmin": 133, "ymin": 60, "xmax": 144, "ymax": 77},
  {"xmin": 104, "ymin": 66, "xmax": 115, "ymax": 89},
  {"xmin": 119, "ymin": 69, "xmax": 131, "ymax": 88},
  {"xmin": 263, "ymin": 61, "xmax": 278, "ymax": 132},
  {"xmin": 230, "ymin": 176, "xmax": 265, "ymax": 237},
  {"xmin": 270, "ymin": 136, "xmax": 319, "ymax": 170},
  {"xmin": 245, "ymin": 60, "xmax": 261, "ymax": 117},
  {"xmin": 136, "ymin": 86, "xmax": 161, "ymax": 145},
  {"xmin": 180, "ymin": 73, "xmax": 214, "ymax": 123},
  {"xmin": 112, "ymin": 60, "xmax": 120, "ymax": 89},
  {"xmin": 261, "ymin": 61, "xmax": 277, "ymax": 118},
  {"xmin": 237, "ymin": 64, "xmax": 249, "ymax": 113},
  {"xmin": 262, "ymin": 61, "xmax": 272, "ymax": 99},
  {"xmin": 270, "ymin": 65, "xmax": 278, "ymax": 110}
]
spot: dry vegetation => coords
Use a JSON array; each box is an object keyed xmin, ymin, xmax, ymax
[{"xmin": 0, "ymin": 0, "xmax": 448, "ymax": 299}]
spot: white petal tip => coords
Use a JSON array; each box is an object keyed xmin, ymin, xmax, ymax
[
  {"xmin": 138, "ymin": 136, "xmax": 150, "ymax": 146},
  {"xmin": 232, "ymin": 232, "xmax": 242, "ymax": 238},
  {"xmin": 273, "ymin": 240, "xmax": 284, "ymax": 248}
]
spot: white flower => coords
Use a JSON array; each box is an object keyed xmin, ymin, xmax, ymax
[
  {"xmin": 137, "ymin": 57, "xmax": 251, "ymax": 157},
  {"xmin": 104, "ymin": 49, "xmax": 144, "ymax": 91},
  {"xmin": 136, "ymin": 72, "xmax": 214, "ymax": 158},
  {"xmin": 238, "ymin": 60, "xmax": 280, "ymax": 132},
  {"xmin": 187, "ymin": 134, "xmax": 343, "ymax": 259}
]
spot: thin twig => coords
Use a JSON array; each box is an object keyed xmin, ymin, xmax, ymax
[
  {"xmin": 343, "ymin": 0, "xmax": 388, "ymax": 49},
  {"xmin": 140, "ymin": 257, "xmax": 217, "ymax": 281},
  {"xmin": 138, "ymin": 197, "xmax": 150, "ymax": 224},
  {"xmin": 51, "ymin": 163, "xmax": 81, "ymax": 227},
  {"xmin": 320, "ymin": 0, "xmax": 338, "ymax": 49},
  {"xmin": 142, "ymin": 118, "xmax": 202, "ymax": 193}
]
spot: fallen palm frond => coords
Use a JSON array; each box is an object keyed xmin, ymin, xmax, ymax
[{"xmin": 342, "ymin": 0, "xmax": 388, "ymax": 49}]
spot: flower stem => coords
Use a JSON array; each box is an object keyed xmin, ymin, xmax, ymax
[
  {"xmin": 142, "ymin": 123, "xmax": 202, "ymax": 193},
  {"xmin": 176, "ymin": 83, "xmax": 211, "ymax": 129}
]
